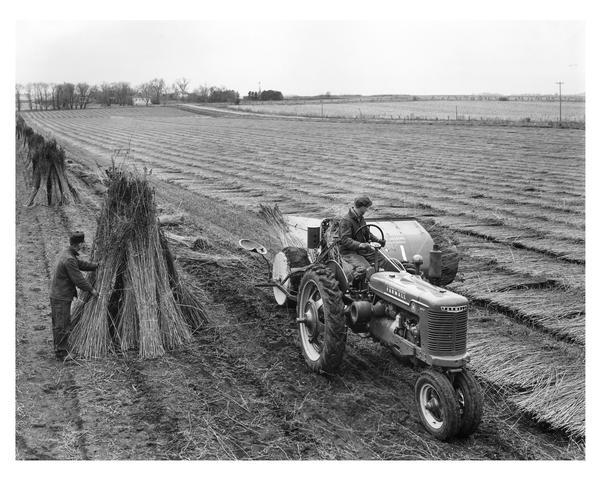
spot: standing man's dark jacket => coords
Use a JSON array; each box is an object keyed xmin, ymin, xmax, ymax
[
  {"xmin": 339, "ymin": 208, "xmax": 379, "ymax": 255},
  {"xmin": 50, "ymin": 247, "xmax": 97, "ymax": 300}
]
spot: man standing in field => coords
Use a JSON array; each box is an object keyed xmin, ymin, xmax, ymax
[
  {"xmin": 49, "ymin": 232, "xmax": 98, "ymax": 361},
  {"xmin": 339, "ymin": 196, "xmax": 396, "ymax": 279}
]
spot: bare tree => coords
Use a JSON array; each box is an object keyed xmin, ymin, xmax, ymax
[
  {"xmin": 31, "ymin": 83, "xmax": 40, "ymax": 109},
  {"xmin": 31, "ymin": 83, "xmax": 46, "ymax": 110},
  {"xmin": 76, "ymin": 83, "xmax": 91, "ymax": 109},
  {"xmin": 51, "ymin": 83, "xmax": 61, "ymax": 109},
  {"xmin": 113, "ymin": 82, "xmax": 133, "ymax": 106},
  {"xmin": 174, "ymin": 77, "xmax": 190, "ymax": 101},
  {"xmin": 41, "ymin": 83, "xmax": 52, "ymax": 110},
  {"xmin": 194, "ymin": 84, "xmax": 210, "ymax": 102},
  {"xmin": 88, "ymin": 85, "xmax": 98, "ymax": 108},
  {"xmin": 137, "ymin": 82, "xmax": 153, "ymax": 106},
  {"xmin": 25, "ymin": 83, "xmax": 33, "ymax": 110},
  {"xmin": 16, "ymin": 84, "xmax": 23, "ymax": 111},
  {"xmin": 62, "ymin": 83, "xmax": 75, "ymax": 109},
  {"xmin": 98, "ymin": 82, "xmax": 113, "ymax": 106},
  {"xmin": 149, "ymin": 78, "xmax": 166, "ymax": 104}
]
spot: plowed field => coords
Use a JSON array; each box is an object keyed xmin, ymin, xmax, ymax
[{"xmin": 16, "ymin": 106, "xmax": 585, "ymax": 459}]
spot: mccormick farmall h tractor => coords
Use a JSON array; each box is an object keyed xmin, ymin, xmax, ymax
[{"xmin": 240, "ymin": 216, "xmax": 483, "ymax": 440}]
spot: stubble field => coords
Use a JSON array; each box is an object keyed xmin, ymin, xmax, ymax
[
  {"xmin": 227, "ymin": 99, "xmax": 585, "ymax": 122},
  {"xmin": 16, "ymin": 105, "xmax": 585, "ymax": 459}
]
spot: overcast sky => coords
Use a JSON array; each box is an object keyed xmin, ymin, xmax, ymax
[{"xmin": 16, "ymin": 19, "xmax": 585, "ymax": 97}]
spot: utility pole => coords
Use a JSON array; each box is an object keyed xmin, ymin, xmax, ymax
[{"xmin": 556, "ymin": 81, "xmax": 563, "ymax": 125}]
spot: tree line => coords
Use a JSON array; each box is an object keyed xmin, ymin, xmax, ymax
[
  {"xmin": 246, "ymin": 90, "xmax": 284, "ymax": 101},
  {"xmin": 16, "ymin": 82, "xmax": 95, "ymax": 111},
  {"xmin": 14, "ymin": 77, "xmax": 284, "ymax": 111}
]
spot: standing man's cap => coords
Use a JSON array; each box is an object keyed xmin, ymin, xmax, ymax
[
  {"xmin": 354, "ymin": 196, "xmax": 373, "ymax": 208},
  {"xmin": 69, "ymin": 231, "xmax": 85, "ymax": 244}
]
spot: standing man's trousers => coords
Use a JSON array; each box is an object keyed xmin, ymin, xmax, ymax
[{"xmin": 50, "ymin": 298, "xmax": 72, "ymax": 357}]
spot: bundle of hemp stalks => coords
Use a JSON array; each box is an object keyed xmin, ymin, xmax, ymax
[
  {"xmin": 259, "ymin": 203, "xmax": 304, "ymax": 249},
  {"xmin": 70, "ymin": 166, "xmax": 207, "ymax": 359},
  {"xmin": 25, "ymin": 137, "xmax": 80, "ymax": 206}
]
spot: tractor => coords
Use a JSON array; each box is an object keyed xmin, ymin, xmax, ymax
[{"xmin": 240, "ymin": 215, "xmax": 483, "ymax": 440}]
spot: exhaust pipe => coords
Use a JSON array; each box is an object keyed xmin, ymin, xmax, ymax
[{"xmin": 429, "ymin": 244, "xmax": 442, "ymax": 285}]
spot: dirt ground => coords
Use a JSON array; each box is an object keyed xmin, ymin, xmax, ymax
[{"xmin": 14, "ymin": 139, "xmax": 583, "ymax": 460}]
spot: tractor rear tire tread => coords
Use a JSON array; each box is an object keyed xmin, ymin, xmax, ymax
[{"xmin": 298, "ymin": 264, "xmax": 346, "ymax": 374}]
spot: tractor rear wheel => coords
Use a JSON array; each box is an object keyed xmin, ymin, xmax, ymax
[
  {"xmin": 453, "ymin": 369, "xmax": 483, "ymax": 437},
  {"xmin": 415, "ymin": 369, "xmax": 461, "ymax": 440},
  {"xmin": 297, "ymin": 265, "xmax": 346, "ymax": 373},
  {"xmin": 272, "ymin": 247, "xmax": 310, "ymax": 306}
]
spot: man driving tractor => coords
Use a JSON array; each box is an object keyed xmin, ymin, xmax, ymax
[{"xmin": 339, "ymin": 196, "xmax": 398, "ymax": 279}]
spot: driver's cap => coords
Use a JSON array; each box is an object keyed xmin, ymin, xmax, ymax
[
  {"xmin": 354, "ymin": 196, "xmax": 372, "ymax": 208},
  {"xmin": 69, "ymin": 231, "xmax": 85, "ymax": 245}
]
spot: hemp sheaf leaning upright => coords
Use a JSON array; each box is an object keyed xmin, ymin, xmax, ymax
[{"xmin": 68, "ymin": 166, "xmax": 207, "ymax": 360}]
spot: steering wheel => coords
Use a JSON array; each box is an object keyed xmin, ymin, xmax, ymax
[{"xmin": 355, "ymin": 224, "xmax": 385, "ymax": 246}]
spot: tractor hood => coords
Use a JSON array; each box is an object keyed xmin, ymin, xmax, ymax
[{"xmin": 369, "ymin": 271, "xmax": 467, "ymax": 311}]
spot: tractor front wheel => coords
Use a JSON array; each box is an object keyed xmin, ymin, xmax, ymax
[
  {"xmin": 453, "ymin": 369, "xmax": 483, "ymax": 437},
  {"xmin": 297, "ymin": 265, "xmax": 346, "ymax": 373},
  {"xmin": 415, "ymin": 369, "xmax": 461, "ymax": 440}
]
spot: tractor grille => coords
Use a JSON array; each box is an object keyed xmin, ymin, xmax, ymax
[{"xmin": 425, "ymin": 310, "xmax": 467, "ymax": 356}]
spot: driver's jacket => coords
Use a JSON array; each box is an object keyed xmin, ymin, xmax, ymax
[{"xmin": 339, "ymin": 208, "xmax": 379, "ymax": 255}]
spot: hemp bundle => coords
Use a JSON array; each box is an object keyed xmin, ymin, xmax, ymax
[
  {"xmin": 25, "ymin": 137, "xmax": 79, "ymax": 206},
  {"xmin": 70, "ymin": 166, "xmax": 206, "ymax": 358}
]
